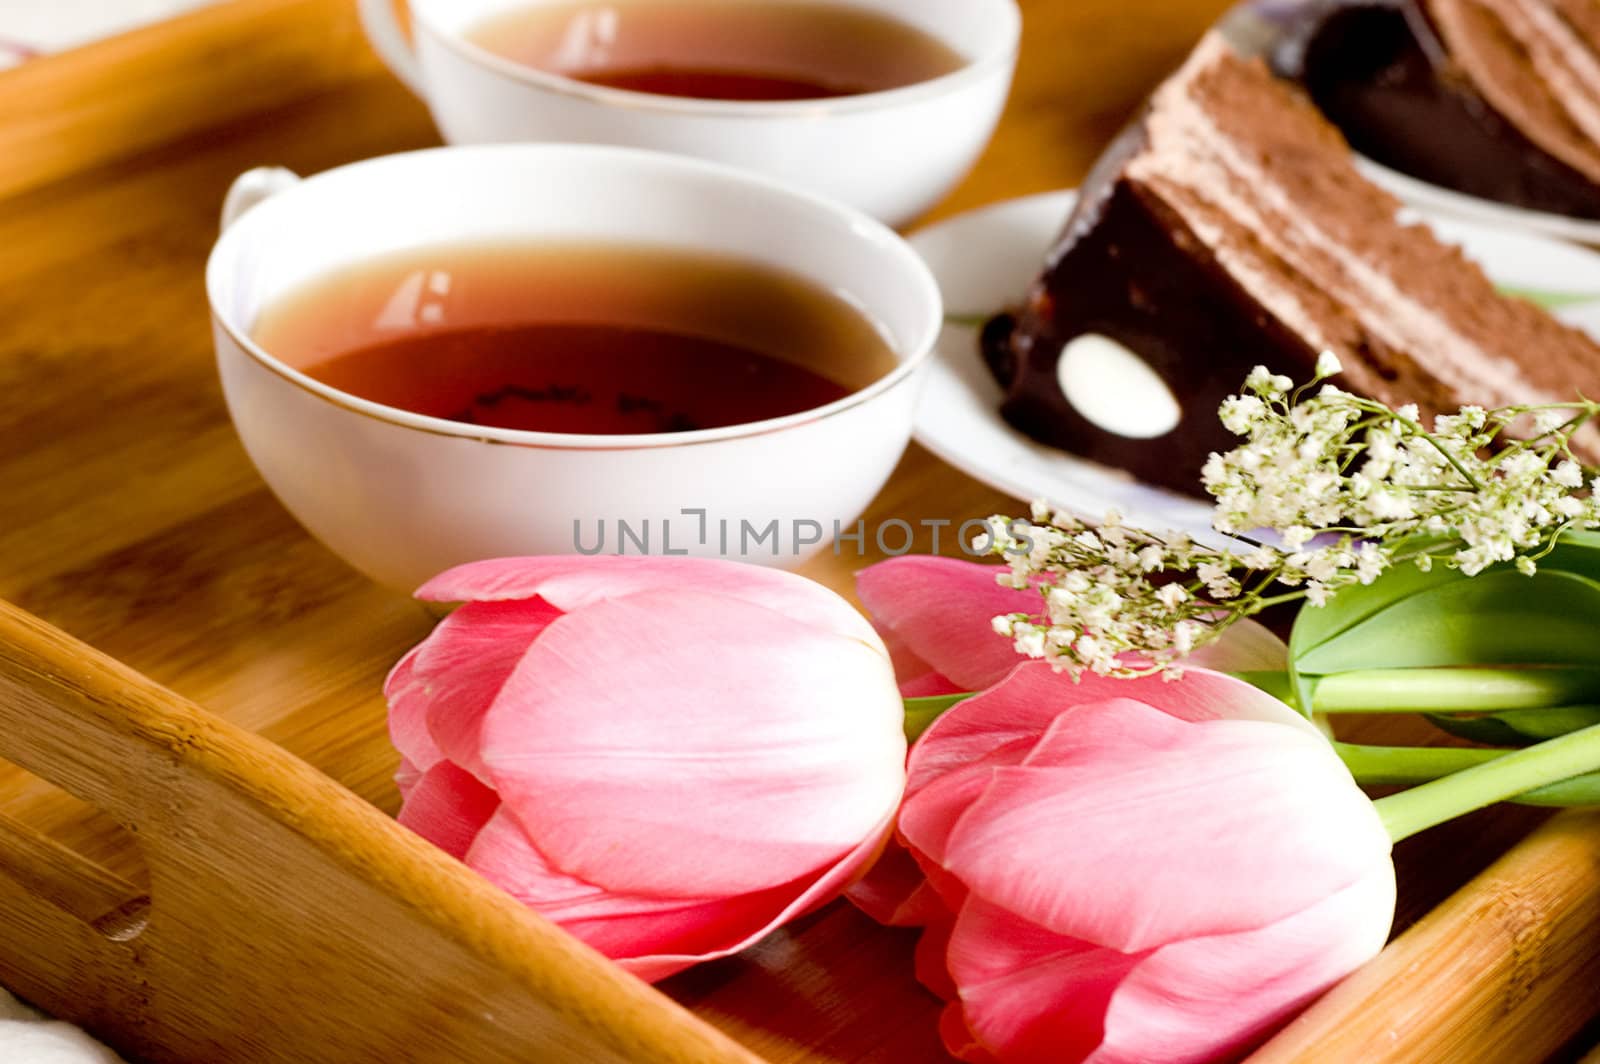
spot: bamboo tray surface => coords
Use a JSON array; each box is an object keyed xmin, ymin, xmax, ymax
[{"xmin": 0, "ymin": 1, "xmax": 1597, "ymax": 1061}]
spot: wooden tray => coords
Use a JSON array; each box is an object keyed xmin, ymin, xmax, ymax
[{"xmin": 1, "ymin": 1, "xmax": 1598, "ymax": 1060}]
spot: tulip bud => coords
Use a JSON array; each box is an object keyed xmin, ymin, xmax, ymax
[
  {"xmin": 856, "ymin": 556, "xmax": 1290, "ymax": 696},
  {"xmin": 386, "ymin": 556, "xmax": 907, "ymax": 981},
  {"xmin": 877, "ymin": 662, "xmax": 1395, "ymax": 1064}
]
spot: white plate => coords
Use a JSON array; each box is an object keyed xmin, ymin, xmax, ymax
[
  {"xmin": 908, "ymin": 190, "xmax": 1600, "ymax": 541},
  {"xmin": 1359, "ymin": 157, "xmax": 1600, "ymax": 249}
]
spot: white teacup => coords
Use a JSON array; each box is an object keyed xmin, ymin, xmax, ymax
[
  {"xmin": 206, "ymin": 145, "xmax": 942, "ymax": 591},
  {"xmin": 356, "ymin": 0, "xmax": 1021, "ymax": 227}
]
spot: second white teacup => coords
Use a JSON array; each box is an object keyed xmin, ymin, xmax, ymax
[{"xmin": 357, "ymin": 0, "xmax": 1021, "ymax": 227}]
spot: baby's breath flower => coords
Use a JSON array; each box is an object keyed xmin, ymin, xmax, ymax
[
  {"xmin": 1013, "ymin": 626, "xmax": 1047, "ymax": 659},
  {"xmin": 1244, "ymin": 366, "xmax": 1278, "ymax": 393},
  {"xmin": 977, "ymin": 369, "xmax": 1600, "ymax": 679},
  {"xmin": 1534, "ymin": 409, "xmax": 1571, "ymax": 437},
  {"xmin": 1220, "ymin": 396, "xmax": 1266, "ymax": 435},
  {"xmin": 1282, "ymin": 526, "xmax": 1316, "ymax": 551},
  {"xmin": 1354, "ymin": 543, "xmax": 1387, "ymax": 585}
]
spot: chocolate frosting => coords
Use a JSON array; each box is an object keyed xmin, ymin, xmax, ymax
[
  {"xmin": 981, "ymin": 121, "xmax": 1325, "ymax": 497},
  {"xmin": 1270, "ymin": 0, "xmax": 1600, "ymax": 218}
]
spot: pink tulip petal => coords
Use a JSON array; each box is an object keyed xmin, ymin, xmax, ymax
[
  {"xmin": 466, "ymin": 808, "xmax": 804, "ymax": 978},
  {"xmin": 900, "ymin": 735, "xmax": 1038, "ymax": 870},
  {"xmin": 385, "ymin": 646, "xmax": 444, "ymax": 773},
  {"xmin": 942, "ymin": 869, "xmax": 1394, "ymax": 1064},
  {"xmin": 1092, "ymin": 865, "xmax": 1396, "ymax": 1064},
  {"xmin": 857, "ymin": 557, "xmax": 1039, "ymax": 691},
  {"xmin": 915, "ymin": 915, "xmax": 959, "ymax": 1001},
  {"xmin": 480, "ymin": 589, "xmax": 905, "ymax": 897},
  {"xmin": 845, "ymin": 837, "xmax": 923, "ymax": 926},
  {"xmin": 942, "ymin": 1002, "xmax": 998, "ymax": 1064},
  {"xmin": 908, "ymin": 662, "xmax": 1318, "ymax": 799},
  {"xmin": 857, "ymin": 557, "xmax": 1287, "ymax": 691},
  {"xmin": 847, "ymin": 837, "xmax": 951, "ymax": 928},
  {"xmin": 469, "ymin": 803, "xmax": 894, "ymax": 982},
  {"xmin": 419, "ymin": 555, "xmax": 882, "ymax": 648},
  {"xmin": 945, "ymin": 898, "xmax": 1144, "ymax": 1064},
  {"xmin": 1181, "ymin": 618, "xmax": 1287, "ymax": 671},
  {"xmin": 899, "ymin": 670, "xmax": 966, "ymax": 698},
  {"xmin": 940, "ymin": 701, "xmax": 1391, "ymax": 952},
  {"xmin": 898, "ymin": 880, "xmax": 955, "ymax": 931},
  {"xmin": 396, "ymin": 761, "xmax": 501, "ymax": 860},
  {"xmin": 394, "ymin": 756, "xmax": 425, "ymax": 802},
  {"xmin": 405, "ymin": 598, "xmax": 563, "ymax": 782},
  {"xmin": 626, "ymin": 806, "xmax": 898, "ymax": 980},
  {"xmin": 633, "ymin": 804, "xmax": 899, "ymax": 979},
  {"xmin": 880, "ymin": 622, "xmax": 965, "ymax": 697},
  {"xmin": 911, "ymin": 850, "xmax": 971, "ymax": 917}
]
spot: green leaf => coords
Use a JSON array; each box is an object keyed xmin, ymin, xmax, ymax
[
  {"xmin": 1287, "ymin": 533, "xmax": 1600, "ymax": 736},
  {"xmin": 1289, "ymin": 555, "xmax": 1462, "ymax": 672},
  {"xmin": 1295, "ymin": 570, "xmax": 1600, "ymax": 674},
  {"xmin": 902, "ymin": 692, "xmax": 976, "ymax": 741},
  {"xmin": 1292, "ymin": 532, "xmax": 1600, "ymax": 678},
  {"xmin": 1537, "ymin": 530, "xmax": 1600, "ymax": 581},
  {"xmin": 1427, "ymin": 705, "xmax": 1600, "ymax": 747}
]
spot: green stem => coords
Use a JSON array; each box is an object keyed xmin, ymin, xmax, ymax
[
  {"xmin": 1335, "ymin": 742, "xmax": 1600, "ymax": 807},
  {"xmin": 911, "ymin": 670, "xmax": 1600, "ymax": 742},
  {"xmin": 903, "ymin": 693, "xmax": 976, "ymax": 742},
  {"xmin": 1244, "ymin": 591, "xmax": 1307, "ymax": 611},
  {"xmin": 1231, "ymin": 667, "xmax": 1600, "ymax": 714},
  {"xmin": 1373, "ymin": 723, "xmax": 1600, "ymax": 841}
]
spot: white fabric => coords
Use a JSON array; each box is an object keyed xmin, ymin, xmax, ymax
[
  {"xmin": 0, "ymin": 0, "xmax": 218, "ymax": 68},
  {"xmin": 0, "ymin": 992, "xmax": 122, "ymax": 1062}
]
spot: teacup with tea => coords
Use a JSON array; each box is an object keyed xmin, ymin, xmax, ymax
[
  {"xmin": 356, "ymin": 0, "xmax": 1021, "ymax": 225},
  {"xmin": 207, "ymin": 145, "xmax": 941, "ymax": 590}
]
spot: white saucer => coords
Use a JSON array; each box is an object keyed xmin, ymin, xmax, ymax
[
  {"xmin": 1360, "ymin": 157, "xmax": 1600, "ymax": 249},
  {"xmin": 907, "ymin": 190, "xmax": 1600, "ymax": 540}
]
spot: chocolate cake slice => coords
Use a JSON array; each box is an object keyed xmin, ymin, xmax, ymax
[
  {"xmin": 983, "ymin": 32, "xmax": 1600, "ymax": 495},
  {"xmin": 1271, "ymin": 0, "xmax": 1600, "ymax": 218}
]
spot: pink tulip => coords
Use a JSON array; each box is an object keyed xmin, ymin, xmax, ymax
[
  {"xmin": 848, "ymin": 555, "xmax": 1296, "ymax": 931},
  {"xmin": 856, "ymin": 556, "xmax": 1290, "ymax": 697},
  {"xmin": 386, "ymin": 556, "xmax": 907, "ymax": 981},
  {"xmin": 876, "ymin": 662, "xmax": 1396, "ymax": 1064}
]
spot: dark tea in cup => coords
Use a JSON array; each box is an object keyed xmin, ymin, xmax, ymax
[
  {"xmin": 465, "ymin": 0, "xmax": 967, "ymax": 102},
  {"xmin": 251, "ymin": 241, "xmax": 900, "ymax": 434}
]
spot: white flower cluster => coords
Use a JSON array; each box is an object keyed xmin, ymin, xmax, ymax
[
  {"xmin": 985, "ymin": 506, "xmax": 1214, "ymax": 676},
  {"xmin": 984, "ymin": 356, "xmax": 1600, "ymax": 677}
]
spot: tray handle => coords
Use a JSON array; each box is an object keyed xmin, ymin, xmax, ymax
[
  {"xmin": 1247, "ymin": 809, "xmax": 1600, "ymax": 1062},
  {"xmin": 0, "ymin": 599, "xmax": 763, "ymax": 1064}
]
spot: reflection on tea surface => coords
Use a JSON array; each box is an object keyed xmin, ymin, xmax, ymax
[
  {"xmin": 465, "ymin": 0, "xmax": 966, "ymax": 102},
  {"xmin": 251, "ymin": 241, "xmax": 899, "ymax": 434}
]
